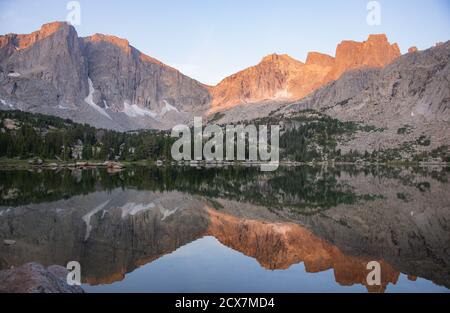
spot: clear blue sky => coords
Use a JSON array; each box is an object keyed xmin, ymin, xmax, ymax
[{"xmin": 1, "ymin": 0, "xmax": 449, "ymax": 85}]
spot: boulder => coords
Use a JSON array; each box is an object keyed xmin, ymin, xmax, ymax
[{"xmin": 0, "ymin": 262, "xmax": 84, "ymax": 293}]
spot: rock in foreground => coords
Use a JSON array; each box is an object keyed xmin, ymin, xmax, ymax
[{"xmin": 0, "ymin": 262, "xmax": 84, "ymax": 293}]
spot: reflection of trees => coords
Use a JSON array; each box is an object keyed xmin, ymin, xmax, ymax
[{"xmin": 0, "ymin": 165, "xmax": 409, "ymax": 210}]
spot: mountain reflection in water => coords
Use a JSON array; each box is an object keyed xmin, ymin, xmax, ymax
[{"xmin": 0, "ymin": 165, "xmax": 449, "ymax": 292}]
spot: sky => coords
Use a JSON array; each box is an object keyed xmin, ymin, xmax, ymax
[{"xmin": 1, "ymin": 0, "xmax": 449, "ymax": 85}]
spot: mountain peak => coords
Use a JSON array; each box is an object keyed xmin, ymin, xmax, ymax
[
  {"xmin": 367, "ymin": 33, "xmax": 389, "ymax": 43},
  {"xmin": 306, "ymin": 52, "xmax": 335, "ymax": 67},
  {"xmin": 0, "ymin": 21, "xmax": 73, "ymax": 51},
  {"xmin": 326, "ymin": 33, "xmax": 401, "ymax": 80},
  {"xmin": 367, "ymin": 34, "xmax": 400, "ymax": 54},
  {"xmin": 261, "ymin": 53, "xmax": 297, "ymax": 63},
  {"xmin": 263, "ymin": 53, "xmax": 282, "ymax": 58},
  {"xmin": 408, "ymin": 46, "xmax": 418, "ymax": 53},
  {"xmin": 39, "ymin": 21, "xmax": 71, "ymax": 34},
  {"xmin": 85, "ymin": 34, "xmax": 131, "ymax": 53},
  {"xmin": 83, "ymin": 34, "xmax": 170, "ymax": 68},
  {"xmin": 210, "ymin": 34, "xmax": 402, "ymax": 113}
]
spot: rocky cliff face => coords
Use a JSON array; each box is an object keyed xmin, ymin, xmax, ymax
[
  {"xmin": 209, "ymin": 34, "xmax": 400, "ymax": 114},
  {"xmin": 81, "ymin": 34, "xmax": 210, "ymax": 119},
  {"xmin": 0, "ymin": 22, "xmax": 88, "ymax": 107},
  {"xmin": 283, "ymin": 40, "xmax": 450, "ymax": 152},
  {"xmin": 210, "ymin": 54, "xmax": 308, "ymax": 113},
  {"xmin": 324, "ymin": 34, "xmax": 400, "ymax": 81},
  {"xmin": 0, "ymin": 22, "xmax": 210, "ymax": 130}
]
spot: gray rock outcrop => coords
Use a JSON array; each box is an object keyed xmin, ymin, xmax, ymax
[{"xmin": 0, "ymin": 262, "xmax": 84, "ymax": 293}]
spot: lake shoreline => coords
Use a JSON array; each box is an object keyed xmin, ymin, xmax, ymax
[{"xmin": 0, "ymin": 157, "xmax": 448, "ymax": 170}]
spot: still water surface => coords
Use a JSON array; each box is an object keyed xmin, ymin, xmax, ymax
[{"xmin": 0, "ymin": 165, "xmax": 449, "ymax": 292}]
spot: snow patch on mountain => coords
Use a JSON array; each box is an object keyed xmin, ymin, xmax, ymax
[
  {"xmin": 0, "ymin": 99, "xmax": 14, "ymax": 108},
  {"xmin": 57, "ymin": 104, "xmax": 70, "ymax": 110},
  {"xmin": 158, "ymin": 204, "xmax": 179, "ymax": 221},
  {"xmin": 160, "ymin": 100, "xmax": 179, "ymax": 115},
  {"xmin": 122, "ymin": 101, "xmax": 157, "ymax": 118},
  {"xmin": 121, "ymin": 202, "xmax": 156, "ymax": 218},
  {"xmin": 274, "ymin": 89, "xmax": 292, "ymax": 99},
  {"xmin": 118, "ymin": 201, "xmax": 180, "ymax": 220},
  {"xmin": 84, "ymin": 78, "xmax": 112, "ymax": 120},
  {"xmin": 82, "ymin": 200, "xmax": 110, "ymax": 241}
]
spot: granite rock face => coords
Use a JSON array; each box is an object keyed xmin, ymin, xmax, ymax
[
  {"xmin": 305, "ymin": 52, "xmax": 335, "ymax": 67},
  {"xmin": 324, "ymin": 34, "xmax": 400, "ymax": 81},
  {"xmin": 283, "ymin": 40, "xmax": 450, "ymax": 152},
  {"xmin": 0, "ymin": 22, "xmax": 88, "ymax": 108},
  {"xmin": 81, "ymin": 34, "xmax": 210, "ymax": 120},
  {"xmin": 0, "ymin": 22, "xmax": 210, "ymax": 130},
  {"xmin": 210, "ymin": 54, "xmax": 308, "ymax": 113},
  {"xmin": 209, "ymin": 34, "xmax": 400, "ymax": 114}
]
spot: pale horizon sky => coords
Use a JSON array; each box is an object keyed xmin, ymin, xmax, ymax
[{"xmin": 1, "ymin": 0, "xmax": 449, "ymax": 85}]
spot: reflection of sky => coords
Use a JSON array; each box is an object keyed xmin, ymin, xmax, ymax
[
  {"xmin": 83, "ymin": 236, "xmax": 449, "ymax": 293},
  {"xmin": 1, "ymin": 0, "xmax": 449, "ymax": 85}
]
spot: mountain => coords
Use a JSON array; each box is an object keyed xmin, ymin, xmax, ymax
[
  {"xmin": 209, "ymin": 34, "xmax": 400, "ymax": 114},
  {"xmin": 0, "ymin": 22, "xmax": 210, "ymax": 130},
  {"xmin": 210, "ymin": 54, "xmax": 311, "ymax": 113},
  {"xmin": 281, "ymin": 41, "xmax": 450, "ymax": 152},
  {"xmin": 208, "ymin": 37, "xmax": 449, "ymax": 159},
  {"xmin": 324, "ymin": 34, "xmax": 400, "ymax": 81},
  {"xmin": 81, "ymin": 33, "xmax": 210, "ymax": 122},
  {"xmin": 0, "ymin": 22, "xmax": 88, "ymax": 107},
  {"xmin": 0, "ymin": 19, "xmax": 447, "ymax": 156},
  {"xmin": 0, "ymin": 23, "xmax": 402, "ymax": 130}
]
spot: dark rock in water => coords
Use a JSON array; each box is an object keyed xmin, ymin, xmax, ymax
[{"xmin": 0, "ymin": 262, "xmax": 84, "ymax": 293}]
